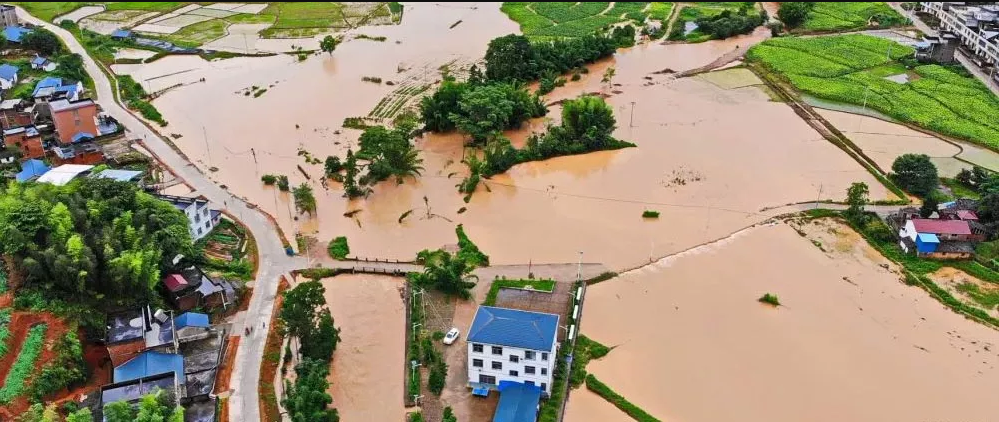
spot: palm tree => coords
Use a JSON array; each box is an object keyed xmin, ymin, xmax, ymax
[
  {"xmin": 412, "ymin": 251, "xmax": 477, "ymax": 299},
  {"xmin": 391, "ymin": 148, "xmax": 424, "ymax": 184}
]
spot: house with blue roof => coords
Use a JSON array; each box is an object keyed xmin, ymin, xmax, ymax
[
  {"xmin": 0, "ymin": 63, "xmax": 18, "ymax": 90},
  {"xmin": 113, "ymin": 350, "xmax": 186, "ymax": 384},
  {"xmin": 32, "ymin": 76, "xmax": 83, "ymax": 102},
  {"xmin": 467, "ymin": 306, "xmax": 559, "ymax": 398},
  {"xmin": 30, "ymin": 55, "xmax": 56, "ymax": 72},
  {"xmin": 14, "ymin": 158, "xmax": 48, "ymax": 182},
  {"xmin": 3, "ymin": 26, "xmax": 31, "ymax": 43}
]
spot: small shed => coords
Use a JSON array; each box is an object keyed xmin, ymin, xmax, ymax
[
  {"xmin": 110, "ymin": 29, "xmax": 134, "ymax": 40},
  {"xmin": 493, "ymin": 382, "xmax": 542, "ymax": 422},
  {"xmin": 915, "ymin": 233, "xmax": 940, "ymax": 254},
  {"xmin": 14, "ymin": 159, "xmax": 49, "ymax": 182},
  {"xmin": 113, "ymin": 351, "xmax": 185, "ymax": 384}
]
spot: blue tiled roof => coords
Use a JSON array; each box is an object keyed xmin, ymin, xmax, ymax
[
  {"xmin": 3, "ymin": 26, "xmax": 31, "ymax": 43},
  {"xmin": 0, "ymin": 64, "xmax": 17, "ymax": 81},
  {"xmin": 494, "ymin": 382, "xmax": 542, "ymax": 422},
  {"xmin": 36, "ymin": 76, "xmax": 62, "ymax": 88},
  {"xmin": 113, "ymin": 351, "xmax": 185, "ymax": 384},
  {"xmin": 175, "ymin": 312, "xmax": 210, "ymax": 329},
  {"xmin": 468, "ymin": 306, "xmax": 558, "ymax": 351},
  {"xmin": 30, "ymin": 56, "xmax": 46, "ymax": 65},
  {"xmin": 15, "ymin": 159, "xmax": 49, "ymax": 182},
  {"xmin": 55, "ymin": 84, "xmax": 78, "ymax": 97}
]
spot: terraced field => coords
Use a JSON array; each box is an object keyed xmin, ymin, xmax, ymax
[
  {"xmin": 501, "ymin": 2, "xmax": 674, "ymax": 39},
  {"xmin": 748, "ymin": 34, "xmax": 999, "ymax": 149}
]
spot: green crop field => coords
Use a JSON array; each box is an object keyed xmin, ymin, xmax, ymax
[
  {"xmin": 800, "ymin": 2, "xmax": 909, "ymax": 32},
  {"xmin": 501, "ymin": 2, "xmax": 673, "ymax": 39},
  {"xmin": 747, "ymin": 34, "xmax": 999, "ymax": 149},
  {"xmin": 0, "ymin": 324, "xmax": 47, "ymax": 404}
]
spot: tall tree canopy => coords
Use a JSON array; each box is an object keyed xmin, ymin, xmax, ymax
[
  {"xmin": 284, "ymin": 358, "xmax": 340, "ymax": 422},
  {"xmin": 279, "ymin": 280, "xmax": 340, "ymax": 361},
  {"xmin": 0, "ymin": 179, "xmax": 194, "ymax": 305},
  {"xmin": 891, "ymin": 154, "xmax": 939, "ymax": 197},
  {"xmin": 777, "ymin": 2, "xmax": 814, "ymax": 28},
  {"xmin": 22, "ymin": 29, "xmax": 62, "ymax": 56}
]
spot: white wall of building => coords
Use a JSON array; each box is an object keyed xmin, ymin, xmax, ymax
[
  {"xmin": 467, "ymin": 341, "xmax": 557, "ymax": 394},
  {"xmin": 185, "ymin": 202, "xmax": 215, "ymax": 240}
]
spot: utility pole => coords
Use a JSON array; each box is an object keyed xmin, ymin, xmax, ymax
[
  {"xmin": 629, "ymin": 101, "xmax": 636, "ymax": 127},
  {"xmin": 576, "ymin": 251, "xmax": 583, "ymax": 283},
  {"xmin": 814, "ymin": 183, "xmax": 823, "ymax": 210},
  {"xmin": 202, "ymin": 125, "xmax": 212, "ymax": 167}
]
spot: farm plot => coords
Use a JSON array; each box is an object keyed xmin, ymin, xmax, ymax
[
  {"xmin": 747, "ymin": 34, "xmax": 999, "ymax": 149},
  {"xmin": 502, "ymin": 2, "xmax": 670, "ymax": 39},
  {"xmin": 0, "ymin": 324, "xmax": 46, "ymax": 404},
  {"xmin": 368, "ymin": 83, "xmax": 431, "ymax": 121},
  {"xmin": 800, "ymin": 2, "xmax": 909, "ymax": 32},
  {"xmin": 258, "ymin": 2, "xmax": 395, "ymax": 38}
]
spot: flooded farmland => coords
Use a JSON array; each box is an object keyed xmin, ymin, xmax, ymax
[
  {"xmin": 321, "ymin": 274, "xmax": 406, "ymax": 422},
  {"xmin": 573, "ymin": 219, "xmax": 999, "ymax": 422},
  {"xmin": 112, "ymin": 4, "xmax": 895, "ymax": 270}
]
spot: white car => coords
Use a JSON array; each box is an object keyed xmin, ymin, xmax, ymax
[{"xmin": 443, "ymin": 327, "xmax": 460, "ymax": 345}]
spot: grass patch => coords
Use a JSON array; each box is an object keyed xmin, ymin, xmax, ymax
[
  {"xmin": 11, "ymin": 2, "xmax": 87, "ymax": 22},
  {"xmin": 956, "ymin": 282, "xmax": 999, "ymax": 310},
  {"xmin": 585, "ymin": 374, "xmax": 661, "ymax": 422},
  {"xmin": 940, "ymin": 178, "xmax": 981, "ymax": 200},
  {"xmin": 327, "ymin": 236, "xmax": 350, "ymax": 260},
  {"xmin": 0, "ymin": 324, "xmax": 47, "ymax": 404},
  {"xmin": 501, "ymin": 2, "xmax": 659, "ymax": 39},
  {"xmin": 103, "ymin": 2, "xmax": 190, "ymax": 12},
  {"xmin": 483, "ymin": 278, "xmax": 556, "ymax": 306},
  {"xmin": 585, "ymin": 271, "xmax": 618, "ymax": 285},
  {"xmin": 164, "ymin": 18, "xmax": 229, "ymax": 48},
  {"xmin": 641, "ymin": 210, "xmax": 660, "ymax": 218},
  {"xmin": 537, "ymin": 342, "xmax": 570, "ymax": 422},
  {"xmin": 569, "ymin": 335, "xmax": 610, "ymax": 387},
  {"xmin": 759, "ymin": 292, "xmax": 781, "ymax": 306},
  {"xmin": 800, "ymin": 2, "xmax": 909, "ymax": 32},
  {"xmin": 747, "ymin": 34, "xmax": 999, "ymax": 149},
  {"xmin": 456, "ymin": 224, "xmax": 489, "ymax": 267},
  {"xmin": 226, "ymin": 13, "xmax": 278, "ymax": 25},
  {"xmin": 343, "ymin": 117, "xmax": 375, "ymax": 130},
  {"xmin": 0, "ymin": 310, "xmax": 10, "ymax": 358}
]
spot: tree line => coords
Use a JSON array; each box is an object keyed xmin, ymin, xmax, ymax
[
  {"xmin": 325, "ymin": 122, "xmax": 424, "ymax": 199},
  {"xmin": 278, "ymin": 280, "xmax": 342, "ymax": 422}
]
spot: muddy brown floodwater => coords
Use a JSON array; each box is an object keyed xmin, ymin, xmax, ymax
[
  {"xmin": 321, "ymin": 274, "xmax": 406, "ymax": 422},
  {"xmin": 573, "ymin": 219, "xmax": 999, "ymax": 422},
  {"xmin": 114, "ymin": 9, "xmax": 892, "ymax": 270}
]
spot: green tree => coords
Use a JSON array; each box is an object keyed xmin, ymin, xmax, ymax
[
  {"xmin": 277, "ymin": 175, "xmax": 290, "ymax": 191},
  {"xmin": 342, "ymin": 149, "xmax": 366, "ymax": 198},
  {"xmin": 279, "ymin": 280, "xmax": 328, "ymax": 341},
  {"xmin": 320, "ymin": 35, "xmax": 338, "ymax": 55},
  {"xmin": 301, "ymin": 309, "xmax": 340, "ymax": 361},
  {"xmin": 293, "ymin": 183, "xmax": 317, "ymax": 215},
  {"xmin": 66, "ymin": 408, "xmax": 93, "ymax": 422},
  {"xmin": 284, "ymin": 358, "xmax": 340, "ymax": 422},
  {"xmin": 428, "ymin": 362, "xmax": 447, "ymax": 395},
  {"xmin": 972, "ymin": 166, "xmax": 990, "ymax": 188},
  {"xmin": 561, "ymin": 95, "xmax": 616, "ymax": 147},
  {"xmin": 601, "ymin": 66, "xmax": 615, "ymax": 88},
  {"xmin": 419, "ymin": 78, "xmax": 468, "ymax": 132},
  {"xmin": 484, "ymin": 34, "xmax": 535, "ymax": 82},
  {"xmin": 978, "ymin": 192, "xmax": 999, "ymax": 223},
  {"xmin": 919, "ymin": 196, "xmax": 939, "ymax": 218},
  {"xmin": 55, "ymin": 53, "xmax": 87, "ymax": 83},
  {"xmin": 957, "ymin": 168, "xmax": 973, "ymax": 186},
  {"xmin": 442, "ymin": 407, "xmax": 457, "ymax": 422},
  {"xmin": 845, "ymin": 182, "xmax": 869, "ymax": 222},
  {"xmin": 409, "ymin": 250, "xmax": 478, "ymax": 299},
  {"xmin": 777, "ymin": 2, "xmax": 813, "ymax": 28},
  {"xmin": 450, "ymin": 84, "xmax": 516, "ymax": 144},
  {"xmin": 891, "ymin": 154, "xmax": 938, "ymax": 197},
  {"xmin": 324, "ymin": 156, "xmax": 343, "ymax": 177},
  {"xmin": 134, "ymin": 390, "xmax": 183, "ymax": 422},
  {"xmin": 22, "ymin": 29, "xmax": 62, "ymax": 56},
  {"xmin": 103, "ymin": 400, "xmax": 134, "ymax": 422}
]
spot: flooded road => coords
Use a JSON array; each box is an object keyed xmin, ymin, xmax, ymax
[
  {"xmin": 322, "ymin": 274, "xmax": 406, "ymax": 422},
  {"xmin": 573, "ymin": 219, "xmax": 999, "ymax": 422}
]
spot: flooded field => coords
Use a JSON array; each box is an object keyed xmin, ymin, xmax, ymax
[
  {"xmin": 573, "ymin": 219, "xmax": 999, "ymax": 422},
  {"xmin": 113, "ymin": 4, "xmax": 893, "ymax": 271},
  {"xmin": 321, "ymin": 273, "xmax": 406, "ymax": 422}
]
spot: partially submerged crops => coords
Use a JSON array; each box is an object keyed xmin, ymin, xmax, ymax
[
  {"xmin": 368, "ymin": 82, "xmax": 431, "ymax": 120},
  {"xmin": 747, "ymin": 34, "xmax": 999, "ymax": 149},
  {"xmin": 501, "ymin": 2, "xmax": 673, "ymax": 39}
]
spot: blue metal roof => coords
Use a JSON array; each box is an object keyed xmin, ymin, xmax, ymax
[
  {"xmin": 3, "ymin": 26, "xmax": 31, "ymax": 43},
  {"xmin": 0, "ymin": 64, "xmax": 17, "ymax": 81},
  {"xmin": 175, "ymin": 312, "xmax": 210, "ymax": 329},
  {"xmin": 30, "ymin": 56, "xmax": 46, "ymax": 65},
  {"xmin": 494, "ymin": 382, "xmax": 541, "ymax": 422},
  {"xmin": 113, "ymin": 351, "xmax": 185, "ymax": 384},
  {"xmin": 468, "ymin": 306, "xmax": 558, "ymax": 351},
  {"xmin": 71, "ymin": 132, "xmax": 94, "ymax": 143},
  {"xmin": 917, "ymin": 233, "xmax": 940, "ymax": 244},
  {"xmin": 36, "ymin": 76, "xmax": 62, "ymax": 88},
  {"xmin": 110, "ymin": 29, "xmax": 133, "ymax": 38},
  {"xmin": 15, "ymin": 159, "xmax": 49, "ymax": 182}
]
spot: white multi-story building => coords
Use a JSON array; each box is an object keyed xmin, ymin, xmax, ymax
[
  {"xmin": 466, "ymin": 306, "xmax": 559, "ymax": 395},
  {"xmin": 155, "ymin": 194, "xmax": 220, "ymax": 240}
]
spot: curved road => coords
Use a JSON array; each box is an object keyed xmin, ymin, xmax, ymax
[{"xmin": 14, "ymin": 8, "xmax": 295, "ymax": 422}]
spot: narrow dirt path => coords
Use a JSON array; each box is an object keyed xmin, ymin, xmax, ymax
[{"xmin": 662, "ymin": 2, "xmax": 688, "ymax": 41}]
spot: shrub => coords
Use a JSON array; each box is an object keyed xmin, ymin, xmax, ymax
[
  {"xmin": 456, "ymin": 224, "xmax": 489, "ymax": 267},
  {"xmin": 327, "ymin": 236, "xmax": 349, "ymax": 260},
  {"xmin": 428, "ymin": 362, "xmax": 447, "ymax": 395},
  {"xmin": 759, "ymin": 293, "xmax": 780, "ymax": 306},
  {"xmin": 277, "ymin": 175, "xmax": 290, "ymax": 191},
  {"xmin": 642, "ymin": 210, "xmax": 660, "ymax": 218},
  {"xmin": 432, "ymin": 331, "xmax": 445, "ymax": 341},
  {"xmin": 585, "ymin": 374, "xmax": 660, "ymax": 422},
  {"xmin": 261, "ymin": 174, "xmax": 277, "ymax": 185},
  {"xmin": 362, "ymin": 76, "xmax": 383, "ymax": 84}
]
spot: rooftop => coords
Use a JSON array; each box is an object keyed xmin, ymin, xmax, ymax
[
  {"xmin": 114, "ymin": 351, "xmax": 185, "ymax": 384},
  {"xmin": 100, "ymin": 372, "xmax": 176, "ymax": 406},
  {"xmin": 0, "ymin": 63, "xmax": 18, "ymax": 81},
  {"xmin": 49, "ymin": 98, "xmax": 95, "ymax": 113},
  {"xmin": 494, "ymin": 381, "xmax": 542, "ymax": 422},
  {"xmin": 95, "ymin": 169, "xmax": 143, "ymax": 182},
  {"xmin": 30, "ymin": 56, "xmax": 48, "ymax": 66},
  {"xmin": 3, "ymin": 26, "xmax": 30, "ymax": 43},
  {"xmin": 36, "ymin": 164, "xmax": 94, "ymax": 186},
  {"xmin": 468, "ymin": 306, "xmax": 559, "ymax": 351},
  {"xmin": 911, "ymin": 218, "xmax": 973, "ymax": 235},
  {"xmin": 175, "ymin": 312, "xmax": 210, "ymax": 330},
  {"xmin": 14, "ymin": 159, "xmax": 49, "ymax": 182}
]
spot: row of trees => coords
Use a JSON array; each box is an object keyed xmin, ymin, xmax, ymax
[
  {"xmin": 278, "ymin": 281, "xmax": 342, "ymax": 421},
  {"xmin": 484, "ymin": 33, "xmax": 618, "ymax": 83},
  {"xmin": 0, "ymin": 179, "xmax": 195, "ymax": 307},
  {"xmin": 325, "ymin": 123, "xmax": 425, "ymax": 198},
  {"xmin": 695, "ymin": 8, "xmax": 768, "ymax": 39}
]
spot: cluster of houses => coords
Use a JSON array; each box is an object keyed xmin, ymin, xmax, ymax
[
  {"xmin": 890, "ymin": 199, "xmax": 986, "ymax": 259},
  {"xmin": 0, "ymin": 6, "xmax": 122, "ymax": 179},
  {"xmin": 918, "ymin": 2, "xmax": 999, "ymax": 83}
]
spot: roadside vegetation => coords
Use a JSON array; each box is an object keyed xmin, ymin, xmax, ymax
[
  {"xmin": 569, "ymin": 335, "xmax": 611, "ymax": 387},
  {"xmin": 747, "ymin": 34, "xmax": 999, "ymax": 149},
  {"xmin": 778, "ymin": 2, "xmax": 909, "ymax": 33},
  {"xmin": 278, "ymin": 281, "xmax": 342, "ymax": 421},
  {"xmin": 327, "ymin": 236, "xmax": 350, "ymax": 260},
  {"xmin": 411, "ymin": 225, "xmax": 490, "ymax": 299},
  {"xmin": 585, "ymin": 374, "xmax": 661, "ymax": 422}
]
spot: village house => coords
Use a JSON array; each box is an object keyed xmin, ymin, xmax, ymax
[
  {"xmin": 2, "ymin": 25, "xmax": 30, "ymax": 44},
  {"xmin": 0, "ymin": 63, "xmax": 18, "ymax": 90},
  {"xmin": 30, "ymin": 55, "xmax": 56, "ymax": 72},
  {"xmin": 467, "ymin": 306, "xmax": 559, "ymax": 395},
  {"xmin": 899, "ymin": 218, "xmax": 980, "ymax": 259},
  {"xmin": 49, "ymin": 98, "xmax": 100, "ymax": 145},
  {"xmin": 13, "ymin": 158, "xmax": 47, "ymax": 182},
  {"xmin": 3, "ymin": 125, "xmax": 42, "ymax": 159},
  {"xmin": 0, "ymin": 99, "xmax": 34, "ymax": 129},
  {"xmin": 36, "ymin": 163, "xmax": 93, "ymax": 185},
  {"xmin": 154, "ymin": 193, "xmax": 221, "ymax": 240},
  {"xmin": 161, "ymin": 266, "xmax": 239, "ymax": 312},
  {"xmin": 32, "ymin": 76, "xmax": 84, "ymax": 106}
]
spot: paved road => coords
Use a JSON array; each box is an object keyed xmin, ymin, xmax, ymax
[{"xmin": 14, "ymin": 8, "xmax": 297, "ymax": 422}]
